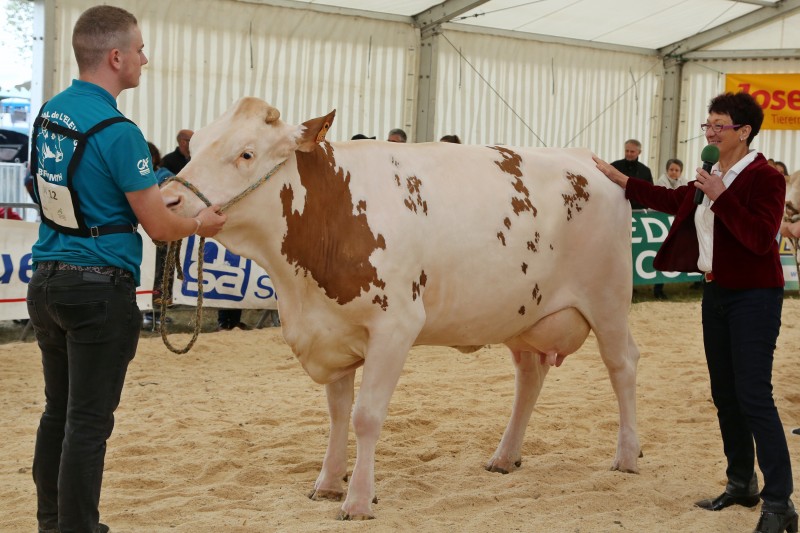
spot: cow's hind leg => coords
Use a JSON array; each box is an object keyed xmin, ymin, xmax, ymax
[
  {"xmin": 310, "ymin": 371, "xmax": 355, "ymax": 502},
  {"xmin": 596, "ymin": 325, "xmax": 641, "ymax": 473},
  {"xmin": 486, "ymin": 350, "xmax": 549, "ymax": 473}
]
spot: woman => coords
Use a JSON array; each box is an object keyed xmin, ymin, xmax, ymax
[{"xmin": 594, "ymin": 92, "xmax": 795, "ymax": 533}]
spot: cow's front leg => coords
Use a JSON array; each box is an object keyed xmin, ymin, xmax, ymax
[
  {"xmin": 338, "ymin": 335, "xmax": 413, "ymax": 520},
  {"xmin": 310, "ymin": 371, "xmax": 355, "ymax": 502},
  {"xmin": 486, "ymin": 349, "xmax": 549, "ymax": 473}
]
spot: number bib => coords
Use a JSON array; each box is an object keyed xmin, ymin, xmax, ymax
[{"xmin": 36, "ymin": 173, "xmax": 80, "ymax": 229}]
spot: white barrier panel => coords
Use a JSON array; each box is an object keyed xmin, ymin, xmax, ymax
[
  {"xmin": 0, "ymin": 220, "xmax": 276, "ymax": 320},
  {"xmin": 0, "ymin": 219, "xmax": 155, "ymax": 321}
]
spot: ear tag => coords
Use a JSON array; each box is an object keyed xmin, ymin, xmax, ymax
[{"xmin": 316, "ymin": 121, "xmax": 331, "ymax": 143}]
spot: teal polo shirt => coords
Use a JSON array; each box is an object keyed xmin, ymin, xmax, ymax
[{"xmin": 31, "ymin": 80, "xmax": 157, "ymax": 285}]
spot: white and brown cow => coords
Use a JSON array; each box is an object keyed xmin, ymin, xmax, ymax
[{"xmin": 161, "ymin": 97, "xmax": 641, "ymax": 520}]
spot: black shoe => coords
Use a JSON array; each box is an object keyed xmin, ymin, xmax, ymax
[
  {"xmin": 97, "ymin": 524, "xmax": 110, "ymax": 533},
  {"xmin": 792, "ymin": 428, "xmax": 800, "ymax": 435},
  {"xmin": 754, "ymin": 507, "xmax": 799, "ymax": 533},
  {"xmin": 695, "ymin": 492, "xmax": 761, "ymax": 511}
]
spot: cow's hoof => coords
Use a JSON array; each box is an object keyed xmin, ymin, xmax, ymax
[
  {"xmin": 337, "ymin": 510, "xmax": 375, "ymax": 521},
  {"xmin": 484, "ymin": 459, "xmax": 521, "ymax": 474},
  {"xmin": 610, "ymin": 462, "xmax": 639, "ymax": 474},
  {"xmin": 308, "ymin": 488, "xmax": 345, "ymax": 501}
]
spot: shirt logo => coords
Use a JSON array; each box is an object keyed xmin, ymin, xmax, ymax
[{"xmin": 138, "ymin": 158, "xmax": 151, "ymax": 176}]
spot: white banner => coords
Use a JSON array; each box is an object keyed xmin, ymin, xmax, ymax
[
  {"xmin": 171, "ymin": 235, "xmax": 278, "ymax": 311},
  {"xmin": 0, "ymin": 221, "xmax": 276, "ymax": 321}
]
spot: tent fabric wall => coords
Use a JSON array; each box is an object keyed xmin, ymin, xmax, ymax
[
  {"xmin": 50, "ymin": 0, "xmax": 418, "ymax": 150},
  {"xmin": 435, "ymin": 29, "xmax": 663, "ymax": 168},
  {"xmin": 46, "ymin": 0, "xmax": 798, "ymax": 176}
]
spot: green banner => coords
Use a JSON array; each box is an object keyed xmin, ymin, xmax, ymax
[
  {"xmin": 632, "ymin": 210, "xmax": 799, "ymax": 289},
  {"xmin": 631, "ymin": 210, "xmax": 701, "ymax": 286}
]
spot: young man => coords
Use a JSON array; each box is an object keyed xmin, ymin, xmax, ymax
[{"xmin": 28, "ymin": 6, "xmax": 226, "ymax": 532}]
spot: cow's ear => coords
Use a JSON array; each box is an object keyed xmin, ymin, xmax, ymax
[{"xmin": 297, "ymin": 110, "xmax": 336, "ymax": 152}]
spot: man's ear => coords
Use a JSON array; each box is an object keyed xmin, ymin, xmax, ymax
[{"xmin": 296, "ymin": 110, "xmax": 336, "ymax": 152}]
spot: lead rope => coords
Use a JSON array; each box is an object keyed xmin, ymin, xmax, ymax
[{"xmin": 157, "ymin": 160, "xmax": 287, "ymax": 354}]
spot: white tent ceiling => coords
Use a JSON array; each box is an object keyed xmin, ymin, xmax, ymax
[{"xmin": 269, "ymin": 0, "xmax": 793, "ymax": 51}]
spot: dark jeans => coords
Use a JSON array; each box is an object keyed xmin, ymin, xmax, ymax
[
  {"xmin": 702, "ymin": 282, "xmax": 793, "ymax": 511},
  {"xmin": 27, "ymin": 268, "xmax": 140, "ymax": 533}
]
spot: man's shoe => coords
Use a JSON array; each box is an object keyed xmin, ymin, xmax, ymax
[
  {"xmin": 695, "ymin": 492, "xmax": 761, "ymax": 511},
  {"xmin": 792, "ymin": 428, "xmax": 800, "ymax": 435},
  {"xmin": 753, "ymin": 507, "xmax": 799, "ymax": 533}
]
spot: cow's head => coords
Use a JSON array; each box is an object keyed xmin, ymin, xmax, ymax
[{"xmin": 161, "ymin": 96, "xmax": 335, "ymax": 218}]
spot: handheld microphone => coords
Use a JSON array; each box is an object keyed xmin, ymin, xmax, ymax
[{"xmin": 693, "ymin": 145, "xmax": 720, "ymax": 205}]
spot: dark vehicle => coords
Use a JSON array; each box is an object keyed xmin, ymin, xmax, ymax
[{"xmin": 0, "ymin": 128, "xmax": 29, "ymax": 163}]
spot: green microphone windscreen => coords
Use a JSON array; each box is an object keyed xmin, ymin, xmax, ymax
[{"xmin": 701, "ymin": 144, "xmax": 720, "ymax": 164}]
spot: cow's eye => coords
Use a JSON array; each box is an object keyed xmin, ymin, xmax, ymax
[{"xmin": 241, "ymin": 151, "xmax": 254, "ymax": 160}]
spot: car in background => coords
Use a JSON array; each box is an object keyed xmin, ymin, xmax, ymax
[{"xmin": 0, "ymin": 128, "xmax": 28, "ymax": 163}]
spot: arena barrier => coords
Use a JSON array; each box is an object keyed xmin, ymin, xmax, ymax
[{"xmin": 0, "ymin": 214, "xmax": 795, "ymax": 321}]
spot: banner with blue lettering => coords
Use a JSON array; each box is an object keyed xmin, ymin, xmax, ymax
[{"xmin": 171, "ymin": 235, "xmax": 278, "ymax": 310}]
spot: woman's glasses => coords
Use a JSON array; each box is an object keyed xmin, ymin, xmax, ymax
[{"xmin": 700, "ymin": 123, "xmax": 741, "ymax": 133}]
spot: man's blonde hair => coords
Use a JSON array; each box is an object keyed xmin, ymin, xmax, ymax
[{"xmin": 72, "ymin": 5, "xmax": 138, "ymax": 72}]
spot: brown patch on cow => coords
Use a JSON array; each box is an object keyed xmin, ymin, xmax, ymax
[
  {"xmin": 521, "ymin": 262, "xmax": 528, "ymax": 274},
  {"xmin": 490, "ymin": 146, "xmax": 522, "ymax": 177},
  {"xmin": 394, "ymin": 173, "xmax": 401, "ymax": 187},
  {"xmin": 519, "ymin": 306, "xmax": 526, "ymax": 315},
  {"xmin": 402, "ymin": 175, "xmax": 428, "ymax": 215},
  {"xmin": 411, "ymin": 270, "xmax": 427, "ymax": 301},
  {"xmin": 497, "ymin": 232, "xmax": 506, "ymax": 246},
  {"xmin": 526, "ymin": 232, "xmax": 540, "ymax": 252},
  {"xmin": 372, "ymin": 294, "xmax": 389, "ymax": 311},
  {"xmin": 490, "ymin": 146, "xmax": 538, "ymax": 245},
  {"xmin": 532, "ymin": 284, "xmax": 542, "ymax": 305},
  {"xmin": 281, "ymin": 143, "xmax": 387, "ymax": 306},
  {"xmin": 563, "ymin": 172, "xmax": 590, "ymax": 221}
]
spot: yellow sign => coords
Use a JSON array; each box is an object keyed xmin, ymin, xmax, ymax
[{"xmin": 725, "ymin": 74, "xmax": 800, "ymax": 130}]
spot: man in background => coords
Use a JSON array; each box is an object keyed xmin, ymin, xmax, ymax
[
  {"xmin": 611, "ymin": 139, "xmax": 653, "ymax": 210},
  {"xmin": 160, "ymin": 129, "xmax": 193, "ymax": 174}
]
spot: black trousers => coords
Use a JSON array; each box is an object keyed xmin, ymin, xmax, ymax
[
  {"xmin": 27, "ymin": 268, "xmax": 140, "ymax": 533},
  {"xmin": 702, "ymin": 282, "xmax": 792, "ymax": 511}
]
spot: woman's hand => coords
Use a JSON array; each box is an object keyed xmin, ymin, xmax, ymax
[
  {"xmin": 693, "ymin": 168, "xmax": 726, "ymax": 202},
  {"xmin": 592, "ymin": 155, "xmax": 628, "ymax": 189}
]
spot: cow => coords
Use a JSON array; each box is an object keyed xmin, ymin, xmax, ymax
[{"xmin": 160, "ymin": 97, "xmax": 641, "ymax": 520}]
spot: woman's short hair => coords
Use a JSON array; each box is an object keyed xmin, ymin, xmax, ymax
[
  {"xmin": 72, "ymin": 5, "xmax": 138, "ymax": 72},
  {"xmin": 665, "ymin": 158, "xmax": 683, "ymax": 172},
  {"xmin": 707, "ymin": 92, "xmax": 763, "ymax": 145}
]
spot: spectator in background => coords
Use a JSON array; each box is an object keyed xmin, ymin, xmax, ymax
[
  {"xmin": 652, "ymin": 158, "xmax": 686, "ymax": 299},
  {"xmin": 774, "ymin": 161, "xmax": 789, "ymax": 182},
  {"xmin": 440, "ymin": 134, "xmax": 461, "ymax": 143},
  {"xmin": 655, "ymin": 158, "xmax": 687, "ymax": 189},
  {"xmin": 351, "ymin": 134, "xmax": 375, "ymax": 140},
  {"xmin": 611, "ymin": 139, "xmax": 653, "ymax": 210},
  {"xmin": 160, "ymin": 129, "xmax": 193, "ymax": 174},
  {"xmin": 387, "ymin": 128, "xmax": 407, "ymax": 143}
]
